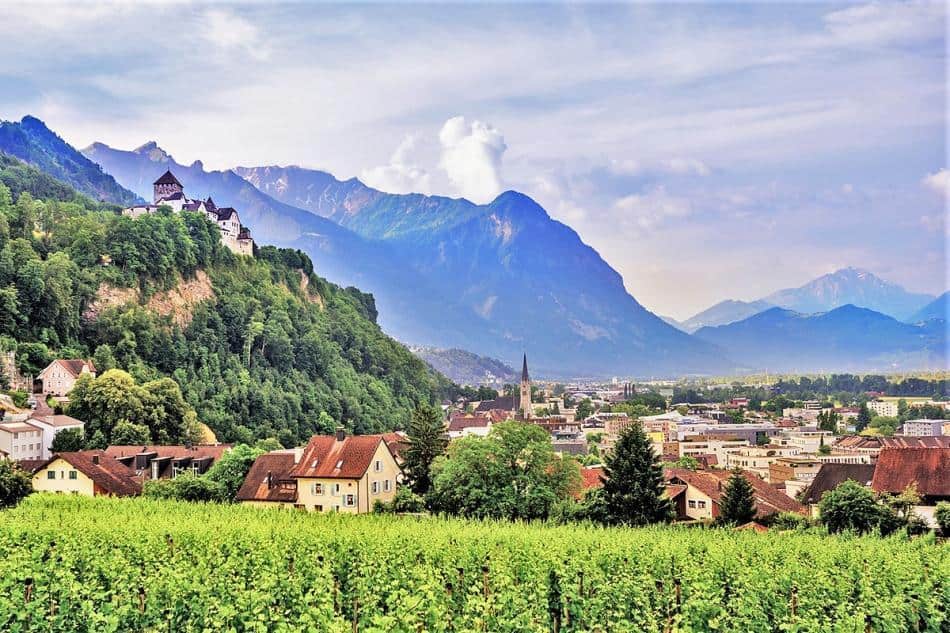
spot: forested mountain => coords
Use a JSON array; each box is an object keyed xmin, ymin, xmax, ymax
[
  {"xmin": 0, "ymin": 153, "xmax": 450, "ymax": 446},
  {"xmin": 410, "ymin": 346, "xmax": 517, "ymax": 385},
  {"xmin": 679, "ymin": 299, "xmax": 774, "ymax": 333},
  {"xmin": 762, "ymin": 267, "xmax": 934, "ymax": 321},
  {"xmin": 0, "ymin": 116, "xmax": 141, "ymax": 206},
  {"xmin": 693, "ymin": 305, "xmax": 946, "ymax": 373},
  {"xmin": 907, "ymin": 292, "xmax": 948, "ymax": 323}
]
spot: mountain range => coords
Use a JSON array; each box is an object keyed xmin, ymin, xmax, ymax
[
  {"xmin": 409, "ymin": 347, "xmax": 517, "ymax": 386},
  {"xmin": 680, "ymin": 267, "xmax": 936, "ymax": 331},
  {"xmin": 0, "ymin": 114, "xmax": 945, "ymax": 378},
  {"xmin": 80, "ymin": 146, "xmax": 727, "ymax": 377},
  {"xmin": 694, "ymin": 305, "xmax": 946, "ymax": 373},
  {"xmin": 907, "ymin": 292, "xmax": 948, "ymax": 324}
]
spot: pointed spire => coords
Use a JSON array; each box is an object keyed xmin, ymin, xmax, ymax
[{"xmin": 521, "ymin": 353, "xmax": 529, "ymax": 383}]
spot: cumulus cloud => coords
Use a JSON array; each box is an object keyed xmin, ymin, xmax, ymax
[
  {"xmin": 360, "ymin": 135, "xmax": 432, "ymax": 195},
  {"xmin": 438, "ymin": 116, "xmax": 507, "ymax": 203},
  {"xmin": 922, "ymin": 168, "xmax": 949, "ymax": 197},
  {"xmin": 203, "ymin": 9, "xmax": 270, "ymax": 61},
  {"xmin": 612, "ymin": 187, "xmax": 694, "ymax": 233}
]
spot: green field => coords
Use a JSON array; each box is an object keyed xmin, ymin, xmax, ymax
[{"xmin": 0, "ymin": 496, "xmax": 947, "ymax": 632}]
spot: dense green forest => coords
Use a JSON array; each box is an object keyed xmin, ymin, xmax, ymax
[{"xmin": 0, "ymin": 153, "xmax": 452, "ymax": 445}]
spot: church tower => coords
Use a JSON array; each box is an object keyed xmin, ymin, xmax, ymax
[{"xmin": 519, "ymin": 353, "xmax": 532, "ymax": 419}]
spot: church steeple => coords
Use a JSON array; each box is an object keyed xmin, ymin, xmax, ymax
[{"xmin": 520, "ymin": 353, "xmax": 532, "ymax": 419}]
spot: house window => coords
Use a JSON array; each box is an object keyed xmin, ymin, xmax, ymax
[
  {"xmin": 697, "ymin": 500, "xmax": 707, "ymax": 509},
  {"xmin": 69, "ymin": 471, "xmax": 77, "ymax": 480},
  {"xmin": 343, "ymin": 494, "xmax": 356, "ymax": 507},
  {"xmin": 688, "ymin": 500, "xmax": 696, "ymax": 508},
  {"xmin": 332, "ymin": 483, "xmax": 340, "ymax": 495},
  {"xmin": 311, "ymin": 483, "xmax": 324, "ymax": 495},
  {"xmin": 47, "ymin": 471, "xmax": 56, "ymax": 480},
  {"xmin": 383, "ymin": 480, "xmax": 391, "ymax": 492},
  {"xmin": 374, "ymin": 460, "xmax": 382, "ymax": 472},
  {"xmin": 371, "ymin": 481, "xmax": 379, "ymax": 494}
]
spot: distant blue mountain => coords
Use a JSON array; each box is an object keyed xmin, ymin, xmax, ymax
[
  {"xmin": 693, "ymin": 304, "xmax": 946, "ymax": 373},
  {"xmin": 762, "ymin": 267, "xmax": 934, "ymax": 321},
  {"xmin": 907, "ymin": 292, "xmax": 948, "ymax": 323},
  {"xmin": 0, "ymin": 116, "xmax": 140, "ymax": 205},
  {"xmin": 680, "ymin": 299, "xmax": 774, "ymax": 333}
]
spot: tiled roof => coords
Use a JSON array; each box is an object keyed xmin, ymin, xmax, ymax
[
  {"xmin": 833, "ymin": 435, "xmax": 882, "ymax": 450},
  {"xmin": 289, "ymin": 435, "xmax": 385, "ymax": 479},
  {"xmin": 665, "ymin": 468, "xmax": 804, "ymax": 517},
  {"xmin": 46, "ymin": 359, "xmax": 96, "ymax": 378},
  {"xmin": 154, "ymin": 170, "xmax": 182, "ymax": 186},
  {"xmin": 215, "ymin": 208, "xmax": 239, "ymax": 222},
  {"xmin": 474, "ymin": 396, "xmax": 516, "ymax": 413},
  {"xmin": 871, "ymin": 448, "xmax": 949, "ymax": 497},
  {"xmin": 447, "ymin": 414, "xmax": 490, "ymax": 432},
  {"xmin": 380, "ymin": 432, "xmax": 409, "ymax": 461},
  {"xmin": 800, "ymin": 463, "xmax": 875, "ymax": 505},
  {"xmin": 0, "ymin": 421, "xmax": 42, "ymax": 433},
  {"xmin": 104, "ymin": 444, "xmax": 230, "ymax": 462},
  {"xmin": 665, "ymin": 483, "xmax": 687, "ymax": 500},
  {"xmin": 880, "ymin": 436, "xmax": 950, "ymax": 449},
  {"xmin": 45, "ymin": 451, "xmax": 141, "ymax": 496},
  {"xmin": 31, "ymin": 414, "xmax": 84, "ymax": 428},
  {"xmin": 580, "ymin": 466, "xmax": 604, "ymax": 490},
  {"xmin": 17, "ymin": 459, "xmax": 47, "ymax": 473},
  {"xmin": 235, "ymin": 451, "xmax": 298, "ymax": 503}
]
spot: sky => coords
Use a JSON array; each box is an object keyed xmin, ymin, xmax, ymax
[{"xmin": 0, "ymin": 0, "xmax": 946, "ymax": 320}]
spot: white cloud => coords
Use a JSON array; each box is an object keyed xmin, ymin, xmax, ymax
[
  {"xmin": 202, "ymin": 9, "xmax": 269, "ymax": 61},
  {"xmin": 612, "ymin": 187, "xmax": 694, "ymax": 233},
  {"xmin": 438, "ymin": 116, "xmax": 507, "ymax": 203},
  {"xmin": 360, "ymin": 135, "xmax": 432, "ymax": 195},
  {"xmin": 823, "ymin": 1, "xmax": 946, "ymax": 47},
  {"xmin": 922, "ymin": 168, "xmax": 950, "ymax": 197}
]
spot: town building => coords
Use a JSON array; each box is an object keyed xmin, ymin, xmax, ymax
[
  {"xmin": 26, "ymin": 413, "xmax": 85, "ymax": 459},
  {"xmin": 0, "ymin": 420, "xmax": 44, "ymax": 461},
  {"xmin": 519, "ymin": 354, "xmax": 532, "ymax": 419},
  {"xmin": 665, "ymin": 468, "xmax": 804, "ymax": 522},
  {"xmin": 447, "ymin": 413, "xmax": 493, "ymax": 439},
  {"xmin": 678, "ymin": 437, "xmax": 750, "ymax": 465},
  {"xmin": 799, "ymin": 463, "xmax": 876, "ymax": 517},
  {"xmin": 239, "ymin": 430, "xmax": 401, "ymax": 512},
  {"xmin": 900, "ymin": 419, "xmax": 944, "ymax": 437},
  {"xmin": 37, "ymin": 359, "xmax": 96, "ymax": 397},
  {"xmin": 871, "ymin": 447, "xmax": 949, "ymax": 527},
  {"xmin": 103, "ymin": 444, "xmax": 230, "ymax": 480},
  {"xmin": 31, "ymin": 451, "xmax": 142, "ymax": 497},
  {"xmin": 122, "ymin": 171, "xmax": 254, "ymax": 256},
  {"xmin": 867, "ymin": 400, "xmax": 898, "ymax": 418},
  {"xmin": 724, "ymin": 445, "xmax": 802, "ymax": 481}
]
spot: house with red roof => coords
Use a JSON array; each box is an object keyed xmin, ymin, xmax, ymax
[
  {"xmin": 37, "ymin": 359, "xmax": 96, "ymax": 397},
  {"xmin": 239, "ymin": 429, "xmax": 403, "ymax": 512},
  {"xmin": 871, "ymin": 447, "xmax": 949, "ymax": 527},
  {"xmin": 31, "ymin": 451, "xmax": 142, "ymax": 497},
  {"xmin": 665, "ymin": 467, "xmax": 804, "ymax": 522}
]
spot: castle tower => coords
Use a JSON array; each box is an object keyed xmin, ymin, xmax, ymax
[
  {"xmin": 153, "ymin": 170, "xmax": 183, "ymax": 203},
  {"xmin": 519, "ymin": 353, "xmax": 532, "ymax": 419}
]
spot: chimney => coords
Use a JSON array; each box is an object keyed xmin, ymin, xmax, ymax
[
  {"xmin": 92, "ymin": 454, "xmax": 100, "ymax": 465},
  {"xmin": 266, "ymin": 471, "xmax": 273, "ymax": 488},
  {"xmin": 335, "ymin": 426, "xmax": 346, "ymax": 442}
]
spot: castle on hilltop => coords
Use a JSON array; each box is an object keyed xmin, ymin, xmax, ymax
[{"xmin": 122, "ymin": 170, "xmax": 254, "ymax": 256}]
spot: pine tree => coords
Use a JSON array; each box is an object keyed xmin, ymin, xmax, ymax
[
  {"xmin": 599, "ymin": 422, "xmax": 672, "ymax": 526},
  {"xmin": 403, "ymin": 404, "xmax": 448, "ymax": 495},
  {"xmin": 718, "ymin": 468, "xmax": 757, "ymax": 526}
]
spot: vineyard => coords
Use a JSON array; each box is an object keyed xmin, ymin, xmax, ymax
[{"xmin": 0, "ymin": 496, "xmax": 947, "ymax": 632}]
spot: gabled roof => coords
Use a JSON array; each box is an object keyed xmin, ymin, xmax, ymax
[
  {"xmin": 289, "ymin": 435, "xmax": 387, "ymax": 479},
  {"xmin": 154, "ymin": 170, "xmax": 182, "ymax": 186},
  {"xmin": 474, "ymin": 396, "xmax": 516, "ymax": 413},
  {"xmin": 665, "ymin": 468, "xmax": 804, "ymax": 517},
  {"xmin": 447, "ymin": 414, "xmax": 490, "ymax": 432},
  {"xmin": 43, "ymin": 451, "xmax": 141, "ymax": 496},
  {"xmin": 800, "ymin": 463, "xmax": 875, "ymax": 505},
  {"xmin": 871, "ymin": 448, "xmax": 949, "ymax": 497},
  {"xmin": 380, "ymin": 432, "xmax": 409, "ymax": 462},
  {"xmin": 42, "ymin": 359, "xmax": 96, "ymax": 378},
  {"xmin": 30, "ymin": 414, "xmax": 84, "ymax": 428},
  {"xmin": 235, "ymin": 451, "xmax": 298, "ymax": 503},
  {"xmin": 215, "ymin": 208, "xmax": 239, "ymax": 222},
  {"xmin": 204, "ymin": 196, "xmax": 216, "ymax": 211}
]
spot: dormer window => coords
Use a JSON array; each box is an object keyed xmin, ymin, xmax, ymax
[{"xmin": 335, "ymin": 460, "xmax": 343, "ymax": 469}]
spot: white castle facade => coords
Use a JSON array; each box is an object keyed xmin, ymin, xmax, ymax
[{"xmin": 122, "ymin": 170, "xmax": 254, "ymax": 256}]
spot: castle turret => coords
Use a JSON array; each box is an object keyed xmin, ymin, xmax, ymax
[
  {"xmin": 519, "ymin": 353, "xmax": 532, "ymax": 419},
  {"xmin": 153, "ymin": 170, "xmax": 183, "ymax": 203}
]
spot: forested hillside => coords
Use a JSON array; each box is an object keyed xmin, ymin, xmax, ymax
[{"xmin": 0, "ymin": 153, "xmax": 450, "ymax": 445}]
